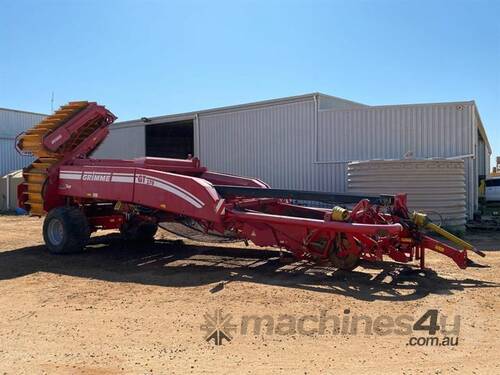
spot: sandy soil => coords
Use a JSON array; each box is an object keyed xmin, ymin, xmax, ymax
[{"xmin": 0, "ymin": 215, "xmax": 498, "ymax": 374}]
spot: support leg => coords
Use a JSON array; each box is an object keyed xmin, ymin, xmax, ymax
[{"xmin": 419, "ymin": 246, "xmax": 425, "ymax": 269}]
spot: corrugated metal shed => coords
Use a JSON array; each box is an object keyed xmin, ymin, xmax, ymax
[
  {"xmin": 0, "ymin": 108, "xmax": 47, "ymax": 176},
  {"xmin": 93, "ymin": 93, "xmax": 491, "ymax": 219}
]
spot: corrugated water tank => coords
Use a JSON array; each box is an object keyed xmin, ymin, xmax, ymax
[
  {"xmin": 347, "ymin": 159, "xmax": 466, "ymax": 231},
  {"xmin": 0, "ymin": 169, "xmax": 23, "ymax": 211}
]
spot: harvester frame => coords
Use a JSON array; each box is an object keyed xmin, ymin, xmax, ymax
[{"xmin": 16, "ymin": 102, "xmax": 484, "ymax": 272}]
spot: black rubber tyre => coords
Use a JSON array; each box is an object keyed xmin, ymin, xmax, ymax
[
  {"xmin": 43, "ymin": 207, "xmax": 90, "ymax": 254},
  {"xmin": 120, "ymin": 221, "xmax": 158, "ymax": 242},
  {"xmin": 329, "ymin": 251, "xmax": 360, "ymax": 271}
]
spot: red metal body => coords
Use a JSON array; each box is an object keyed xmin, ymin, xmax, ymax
[{"xmin": 18, "ymin": 103, "xmax": 483, "ymax": 271}]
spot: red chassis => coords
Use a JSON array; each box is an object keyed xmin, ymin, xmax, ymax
[{"xmin": 17, "ymin": 102, "xmax": 484, "ymax": 271}]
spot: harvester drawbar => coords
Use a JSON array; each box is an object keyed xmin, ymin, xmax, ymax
[{"xmin": 16, "ymin": 102, "xmax": 485, "ymax": 271}]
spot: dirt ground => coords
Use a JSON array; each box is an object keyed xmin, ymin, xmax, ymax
[{"xmin": 0, "ymin": 215, "xmax": 498, "ymax": 374}]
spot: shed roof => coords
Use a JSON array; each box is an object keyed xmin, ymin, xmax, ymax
[{"xmin": 0, "ymin": 107, "xmax": 48, "ymax": 117}]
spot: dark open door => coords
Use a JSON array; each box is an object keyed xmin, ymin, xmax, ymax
[{"xmin": 145, "ymin": 120, "xmax": 194, "ymax": 159}]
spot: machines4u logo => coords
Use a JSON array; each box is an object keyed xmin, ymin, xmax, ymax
[
  {"xmin": 201, "ymin": 308, "xmax": 460, "ymax": 346},
  {"xmin": 200, "ymin": 309, "xmax": 237, "ymax": 345}
]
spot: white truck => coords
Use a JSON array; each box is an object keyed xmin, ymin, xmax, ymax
[{"xmin": 485, "ymin": 178, "xmax": 500, "ymax": 201}]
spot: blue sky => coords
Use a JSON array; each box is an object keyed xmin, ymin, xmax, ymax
[{"xmin": 1, "ymin": 0, "xmax": 499, "ymax": 158}]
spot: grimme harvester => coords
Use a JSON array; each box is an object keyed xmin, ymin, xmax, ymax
[{"xmin": 16, "ymin": 102, "xmax": 485, "ymax": 271}]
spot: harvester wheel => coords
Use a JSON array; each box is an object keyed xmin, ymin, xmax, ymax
[
  {"xmin": 328, "ymin": 234, "xmax": 360, "ymax": 271},
  {"xmin": 120, "ymin": 221, "xmax": 158, "ymax": 242},
  {"xmin": 43, "ymin": 207, "xmax": 90, "ymax": 254}
]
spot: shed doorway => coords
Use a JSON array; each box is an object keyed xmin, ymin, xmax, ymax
[{"xmin": 145, "ymin": 120, "xmax": 194, "ymax": 159}]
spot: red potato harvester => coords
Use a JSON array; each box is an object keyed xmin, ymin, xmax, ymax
[{"xmin": 15, "ymin": 102, "xmax": 485, "ymax": 271}]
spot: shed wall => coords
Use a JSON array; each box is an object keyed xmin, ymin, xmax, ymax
[
  {"xmin": 0, "ymin": 109, "xmax": 46, "ymax": 176},
  {"xmin": 0, "ymin": 140, "xmax": 33, "ymax": 176},
  {"xmin": 92, "ymin": 125, "xmax": 146, "ymax": 159},
  {"xmin": 198, "ymin": 100, "xmax": 322, "ymax": 191},
  {"xmin": 317, "ymin": 103, "xmax": 473, "ymax": 162},
  {"xmin": 0, "ymin": 109, "xmax": 46, "ymax": 136}
]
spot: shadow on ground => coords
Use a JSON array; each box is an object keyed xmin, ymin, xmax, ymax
[{"xmin": 0, "ymin": 233, "xmax": 497, "ymax": 302}]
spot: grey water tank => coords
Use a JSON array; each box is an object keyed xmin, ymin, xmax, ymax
[{"xmin": 347, "ymin": 159, "xmax": 466, "ymax": 231}]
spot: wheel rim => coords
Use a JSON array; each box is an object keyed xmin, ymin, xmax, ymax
[{"xmin": 47, "ymin": 218, "xmax": 64, "ymax": 246}]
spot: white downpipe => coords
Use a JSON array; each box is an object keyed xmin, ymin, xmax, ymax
[
  {"xmin": 5, "ymin": 173, "xmax": 10, "ymax": 211},
  {"xmin": 313, "ymin": 94, "xmax": 318, "ymax": 162},
  {"xmin": 195, "ymin": 114, "xmax": 200, "ymax": 158}
]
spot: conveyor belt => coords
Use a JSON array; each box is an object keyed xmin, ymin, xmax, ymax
[
  {"xmin": 213, "ymin": 185, "xmax": 394, "ymax": 205},
  {"xmin": 16, "ymin": 101, "xmax": 115, "ymax": 216},
  {"xmin": 17, "ymin": 101, "xmax": 90, "ymax": 215}
]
